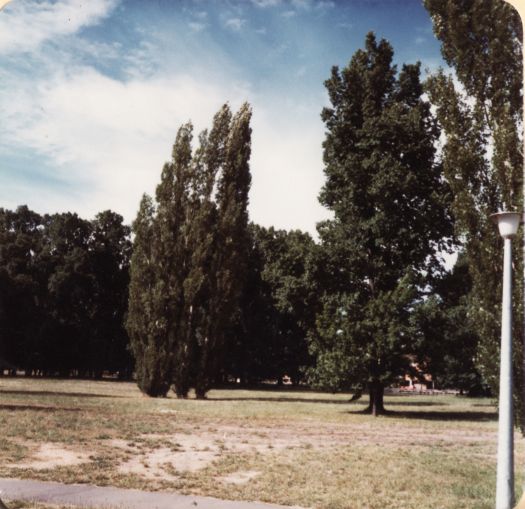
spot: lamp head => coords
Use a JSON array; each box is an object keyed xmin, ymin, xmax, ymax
[{"xmin": 490, "ymin": 211, "xmax": 522, "ymax": 238}]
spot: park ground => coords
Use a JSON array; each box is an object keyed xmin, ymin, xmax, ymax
[{"xmin": 0, "ymin": 378, "xmax": 522, "ymax": 509}]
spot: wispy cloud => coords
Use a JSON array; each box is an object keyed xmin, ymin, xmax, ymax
[
  {"xmin": 193, "ymin": 10, "xmax": 208, "ymax": 19},
  {"xmin": 414, "ymin": 36, "xmax": 426, "ymax": 45},
  {"xmin": 0, "ymin": 0, "xmax": 118, "ymax": 54},
  {"xmin": 282, "ymin": 10, "xmax": 296, "ymax": 18},
  {"xmin": 189, "ymin": 21, "xmax": 207, "ymax": 32},
  {"xmin": 291, "ymin": 0, "xmax": 311, "ymax": 9},
  {"xmin": 251, "ymin": 0, "xmax": 281, "ymax": 7},
  {"xmin": 316, "ymin": 1, "xmax": 335, "ymax": 9},
  {"xmin": 224, "ymin": 17, "xmax": 246, "ymax": 31},
  {"xmin": 0, "ymin": 63, "xmax": 249, "ymax": 220},
  {"xmin": 0, "ymin": 0, "xmax": 369, "ymax": 235}
]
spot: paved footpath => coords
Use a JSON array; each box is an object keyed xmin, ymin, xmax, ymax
[{"xmin": 0, "ymin": 478, "xmax": 304, "ymax": 509}]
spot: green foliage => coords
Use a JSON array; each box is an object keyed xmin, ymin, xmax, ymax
[
  {"xmin": 0, "ymin": 206, "xmax": 132, "ymax": 377},
  {"xmin": 193, "ymin": 103, "xmax": 252, "ymax": 398},
  {"xmin": 127, "ymin": 194, "xmax": 172, "ymax": 397},
  {"xmin": 228, "ymin": 224, "xmax": 317, "ymax": 384},
  {"xmin": 127, "ymin": 103, "xmax": 253, "ymax": 398},
  {"xmin": 310, "ymin": 33, "xmax": 453, "ymax": 413},
  {"xmin": 412, "ymin": 253, "xmax": 484, "ymax": 394},
  {"xmin": 424, "ymin": 0, "xmax": 523, "ymax": 421}
]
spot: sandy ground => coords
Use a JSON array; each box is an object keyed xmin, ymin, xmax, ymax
[
  {"xmin": 6, "ymin": 418, "xmax": 496, "ymax": 486},
  {"xmin": 11, "ymin": 443, "xmax": 91, "ymax": 470}
]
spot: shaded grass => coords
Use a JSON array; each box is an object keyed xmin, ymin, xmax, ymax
[{"xmin": 0, "ymin": 378, "xmax": 521, "ymax": 509}]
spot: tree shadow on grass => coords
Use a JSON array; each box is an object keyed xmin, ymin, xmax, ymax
[
  {"xmin": 0, "ymin": 390, "xmax": 119, "ymax": 399},
  {"xmin": 0, "ymin": 403, "xmax": 81, "ymax": 412},
  {"xmin": 388, "ymin": 410, "xmax": 497, "ymax": 422},
  {"xmin": 347, "ymin": 408, "xmax": 497, "ymax": 422},
  {"xmin": 204, "ymin": 396, "xmax": 351, "ymax": 404},
  {"xmin": 373, "ymin": 400, "xmax": 445, "ymax": 407},
  {"xmin": 208, "ymin": 397, "xmax": 445, "ymax": 406}
]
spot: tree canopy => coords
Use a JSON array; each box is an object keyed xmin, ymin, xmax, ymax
[{"xmin": 309, "ymin": 32, "xmax": 454, "ymax": 414}]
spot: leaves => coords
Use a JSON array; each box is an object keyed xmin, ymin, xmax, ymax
[{"xmin": 310, "ymin": 33, "xmax": 453, "ymax": 402}]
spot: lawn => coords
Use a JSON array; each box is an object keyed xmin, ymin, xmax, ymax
[{"xmin": 0, "ymin": 377, "xmax": 521, "ymax": 509}]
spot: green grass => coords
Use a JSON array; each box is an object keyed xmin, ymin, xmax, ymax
[{"xmin": 0, "ymin": 378, "xmax": 521, "ymax": 509}]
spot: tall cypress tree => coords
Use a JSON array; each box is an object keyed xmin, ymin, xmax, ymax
[
  {"xmin": 128, "ymin": 105, "xmax": 252, "ymax": 398},
  {"xmin": 128, "ymin": 121, "xmax": 194, "ymax": 397},
  {"xmin": 158, "ymin": 124, "xmax": 195, "ymax": 398},
  {"xmin": 310, "ymin": 33, "xmax": 453, "ymax": 415},
  {"xmin": 194, "ymin": 103, "xmax": 252, "ymax": 398},
  {"xmin": 127, "ymin": 194, "xmax": 173, "ymax": 396}
]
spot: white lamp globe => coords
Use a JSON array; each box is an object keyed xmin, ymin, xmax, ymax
[{"xmin": 490, "ymin": 211, "xmax": 521, "ymax": 238}]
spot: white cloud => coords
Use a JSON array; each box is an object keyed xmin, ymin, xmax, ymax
[
  {"xmin": 2, "ymin": 59, "xmax": 331, "ymax": 234},
  {"xmin": 189, "ymin": 21, "xmax": 207, "ymax": 32},
  {"xmin": 250, "ymin": 105, "xmax": 332, "ymax": 235},
  {"xmin": 1, "ymin": 65, "xmax": 250, "ymax": 220},
  {"xmin": 0, "ymin": 1, "xmax": 332, "ymax": 236},
  {"xmin": 0, "ymin": 0, "xmax": 117, "ymax": 54},
  {"xmin": 291, "ymin": 0, "xmax": 311, "ymax": 10},
  {"xmin": 282, "ymin": 10, "xmax": 296, "ymax": 18},
  {"xmin": 193, "ymin": 10, "xmax": 208, "ymax": 19},
  {"xmin": 251, "ymin": 0, "xmax": 281, "ymax": 7},
  {"xmin": 224, "ymin": 17, "xmax": 246, "ymax": 31},
  {"xmin": 316, "ymin": 1, "xmax": 335, "ymax": 9}
]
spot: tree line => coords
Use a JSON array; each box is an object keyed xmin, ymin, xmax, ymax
[
  {"xmin": 0, "ymin": 207, "xmax": 132, "ymax": 377},
  {"xmin": 0, "ymin": 0, "xmax": 520, "ymax": 418}
]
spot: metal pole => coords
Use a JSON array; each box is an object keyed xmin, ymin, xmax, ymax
[{"xmin": 496, "ymin": 236, "xmax": 515, "ymax": 509}]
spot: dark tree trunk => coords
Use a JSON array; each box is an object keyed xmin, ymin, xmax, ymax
[
  {"xmin": 365, "ymin": 380, "xmax": 386, "ymax": 416},
  {"xmin": 195, "ymin": 389, "xmax": 207, "ymax": 400}
]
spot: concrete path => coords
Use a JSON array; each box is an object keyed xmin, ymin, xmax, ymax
[{"xmin": 0, "ymin": 478, "xmax": 303, "ymax": 509}]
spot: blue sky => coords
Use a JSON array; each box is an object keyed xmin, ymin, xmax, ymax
[{"xmin": 0, "ymin": 0, "xmax": 445, "ymax": 235}]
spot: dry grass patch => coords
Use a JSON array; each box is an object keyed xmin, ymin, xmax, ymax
[{"xmin": 0, "ymin": 378, "xmax": 521, "ymax": 508}]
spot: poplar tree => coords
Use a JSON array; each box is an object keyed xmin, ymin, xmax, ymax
[
  {"xmin": 424, "ymin": 0, "xmax": 523, "ymax": 415},
  {"xmin": 127, "ymin": 194, "xmax": 173, "ymax": 396},
  {"xmin": 159, "ymin": 124, "xmax": 194, "ymax": 397},
  {"xmin": 128, "ymin": 104, "xmax": 252, "ymax": 398},
  {"xmin": 310, "ymin": 33, "xmax": 453, "ymax": 415},
  {"xmin": 193, "ymin": 103, "xmax": 252, "ymax": 398}
]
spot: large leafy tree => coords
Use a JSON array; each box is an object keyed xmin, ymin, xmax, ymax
[
  {"xmin": 424, "ymin": 0, "xmax": 523, "ymax": 416},
  {"xmin": 90, "ymin": 210, "xmax": 132, "ymax": 377},
  {"xmin": 42, "ymin": 212, "xmax": 95, "ymax": 376},
  {"xmin": 413, "ymin": 253, "xmax": 483, "ymax": 395},
  {"xmin": 0, "ymin": 206, "xmax": 45, "ymax": 372},
  {"xmin": 229, "ymin": 224, "xmax": 317, "ymax": 385},
  {"xmin": 310, "ymin": 33, "xmax": 453, "ymax": 415}
]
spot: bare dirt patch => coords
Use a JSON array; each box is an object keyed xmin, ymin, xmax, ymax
[
  {"xmin": 219, "ymin": 470, "xmax": 260, "ymax": 484},
  {"xmin": 11, "ymin": 443, "xmax": 91, "ymax": 470}
]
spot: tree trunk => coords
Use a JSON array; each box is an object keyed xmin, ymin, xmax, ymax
[
  {"xmin": 195, "ymin": 388, "xmax": 207, "ymax": 400},
  {"xmin": 365, "ymin": 380, "xmax": 386, "ymax": 416}
]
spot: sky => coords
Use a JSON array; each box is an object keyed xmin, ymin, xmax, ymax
[{"xmin": 0, "ymin": 0, "xmax": 446, "ymax": 236}]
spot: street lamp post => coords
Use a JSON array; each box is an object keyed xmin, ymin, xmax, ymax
[{"xmin": 491, "ymin": 211, "xmax": 521, "ymax": 509}]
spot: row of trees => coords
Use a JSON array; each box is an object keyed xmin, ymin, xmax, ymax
[
  {"xmin": 0, "ymin": 207, "xmax": 132, "ymax": 377},
  {"xmin": 127, "ymin": 104, "xmax": 253, "ymax": 398},
  {"xmin": 0, "ymin": 0, "xmax": 519, "ymax": 419},
  {"xmin": 126, "ymin": 31, "xmax": 488, "ymax": 410}
]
